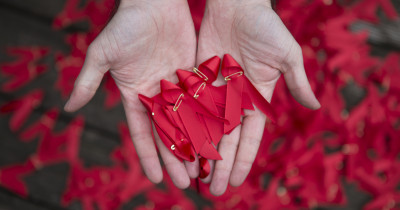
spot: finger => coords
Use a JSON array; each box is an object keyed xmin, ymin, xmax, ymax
[
  {"xmin": 230, "ymin": 108, "xmax": 266, "ymax": 186},
  {"xmin": 282, "ymin": 44, "xmax": 320, "ymax": 110},
  {"xmin": 153, "ymin": 126, "xmax": 191, "ymax": 189},
  {"xmin": 209, "ymin": 126, "xmax": 241, "ymax": 196},
  {"xmin": 123, "ymin": 100, "xmax": 163, "ymax": 184},
  {"xmin": 200, "ymin": 159, "xmax": 215, "ymax": 183},
  {"xmin": 64, "ymin": 45, "xmax": 109, "ymax": 112},
  {"xmin": 184, "ymin": 154, "xmax": 200, "ymax": 179}
]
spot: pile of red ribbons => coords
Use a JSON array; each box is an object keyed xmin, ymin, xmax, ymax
[
  {"xmin": 138, "ymin": 55, "xmax": 276, "ymax": 178},
  {"xmin": 1, "ymin": 0, "xmax": 400, "ymax": 209}
]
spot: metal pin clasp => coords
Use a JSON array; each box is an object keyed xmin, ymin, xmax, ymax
[
  {"xmin": 193, "ymin": 67, "xmax": 208, "ymax": 81},
  {"xmin": 173, "ymin": 93, "xmax": 184, "ymax": 111},
  {"xmin": 193, "ymin": 82, "xmax": 206, "ymax": 99},
  {"xmin": 224, "ymin": 71, "xmax": 243, "ymax": 81}
]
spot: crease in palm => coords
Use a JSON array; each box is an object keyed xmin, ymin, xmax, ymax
[{"xmin": 65, "ymin": 0, "xmax": 320, "ymax": 195}]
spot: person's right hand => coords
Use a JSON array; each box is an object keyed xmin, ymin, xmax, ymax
[
  {"xmin": 64, "ymin": 0, "xmax": 197, "ymax": 189},
  {"xmin": 196, "ymin": 0, "xmax": 320, "ymax": 195}
]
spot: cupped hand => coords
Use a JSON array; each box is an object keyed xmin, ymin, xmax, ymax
[
  {"xmin": 64, "ymin": 0, "xmax": 197, "ymax": 188},
  {"xmin": 196, "ymin": 0, "xmax": 321, "ymax": 195}
]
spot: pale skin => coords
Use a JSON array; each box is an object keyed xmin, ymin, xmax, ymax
[{"xmin": 64, "ymin": 0, "xmax": 320, "ymax": 196}]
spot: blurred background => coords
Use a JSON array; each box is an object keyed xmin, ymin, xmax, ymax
[{"xmin": 0, "ymin": 0, "xmax": 399, "ymax": 209}]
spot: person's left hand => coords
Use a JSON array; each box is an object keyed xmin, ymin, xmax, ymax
[
  {"xmin": 64, "ymin": 0, "xmax": 198, "ymax": 189},
  {"xmin": 196, "ymin": 0, "xmax": 321, "ymax": 195}
]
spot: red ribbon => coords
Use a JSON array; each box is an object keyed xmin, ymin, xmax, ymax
[
  {"xmin": 0, "ymin": 89, "xmax": 44, "ymax": 131},
  {"xmin": 199, "ymin": 157, "xmax": 211, "ymax": 179},
  {"xmin": 160, "ymin": 80, "xmax": 222, "ymax": 160},
  {"xmin": 1, "ymin": 47, "xmax": 48, "ymax": 92},
  {"xmin": 176, "ymin": 69, "xmax": 225, "ymax": 146},
  {"xmin": 221, "ymin": 54, "xmax": 277, "ymax": 133},
  {"xmin": 138, "ymin": 94, "xmax": 196, "ymax": 162},
  {"xmin": 138, "ymin": 55, "xmax": 277, "ymax": 179},
  {"xmin": 195, "ymin": 56, "xmax": 221, "ymax": 84},
  {"xmin": 19, "ymin": 108, "xmax": 59, "ymax": 142}
]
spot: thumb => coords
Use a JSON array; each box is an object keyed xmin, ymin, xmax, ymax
[
  {"xmin": 282, "ymin": 43, "xmax": 321, "ymax": 110},
  {"xmin": 64, "ymin": 45, "xmax": 109, "ymax": 112}
]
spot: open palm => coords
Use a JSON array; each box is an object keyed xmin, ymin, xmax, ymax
[
  {"xmin": 64, "ymin": 0, "xmax": 197, "ymax": 188},
  {"xmin": 196, "ymin": 0, "xmax": 320, "ymax": 195}
]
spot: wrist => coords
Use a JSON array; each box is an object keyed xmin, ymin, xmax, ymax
[
  {"xmin": 119, "ymin": 0, "xmax": 188, "ymax": 9},
  {"xmin": 206, "ymin": 0, "xmax": 272, "ymax": 10},
  {"xmin": 205, "ymin": 0, "xmax": 272, "ymax": 20}
]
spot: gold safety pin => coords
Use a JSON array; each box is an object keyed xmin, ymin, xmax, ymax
[
  {"xmin": 193, "ymin": 82, "xmax": 206, "ymax": 99},
  {"xmin": 224, "ymin": 71, "xmax": 243, "ymax": 81},
  {"xmin": 193, "ymin": 67, "xmax": 208, "ymax": 81},
  {"xmin": 173, "ymin": 93, "xmax": 184, "ymax": 111}
]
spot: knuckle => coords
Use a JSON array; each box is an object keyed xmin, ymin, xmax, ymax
[
  {"xmin": 235, "ymin": 159, "xmax": 254, "ymax": 169},
  {"xmin": 86, "ymin": 43, "xmax": 108, "ymax": 69},
  {"xmin": 221, "ymin": 138, "xmax": 239, "ymax": 149},
  {"xmin": 86, "ymin": 44, "xmax": 98, "ymax": 58},
  {"xmin": 292, "ymin": 42, "xmax": 302, "ymax": 53},
  {"xmin": 132, "ymin": 131, "xmax": 152, "ymax": 143},
  {"xmin": 282, "ymin": 41, "xmax": 303, "ymax": 73},
  {"xmin": 216, "ymin": 166, "xmax": 232, "ymax": 174},
  {"xmin": 289, "ymin": 42, "xmax": 302, "ymax": 58},
  {"xmin": 220, "ymin": 141, "xmax": 239, "ymax": 155},
  {"xmin": 240, "ymin": 134, "xmax": 262, "ymax": 148},
  {"xmin": 163, "ymin": 159, "xmax": 179, "ymax": 168},
  {"xmin": 138, "ymin": 153, "xmax": 157, "ymax": 164},
  {"xmin": 76, "ymin": 83, "xmax": 97, "ymax": 95}
]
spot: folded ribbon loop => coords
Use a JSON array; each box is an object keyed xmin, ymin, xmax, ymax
[
  {"xmin": 193, "ymin": 67, "xmax": 209, "ymax": 82},
  {"xmin": 160, "ymin": 79, "xmax": 184, "ymax": 104},
  {"xmin": 138, "ymin": 94, "xmax": 195, "ymax": 162},
  {"xmin": 199, "ymin": 158, "xmax": 211, "ymax": 179},
  {"xmin": 177, "ymin": 69, "xmax": 225, "ymax": 145},
  {"xmin": 138, "ymin": 55, "xmax": 277, "ymax": 178},
  {"xmin": 160, "ymin": 80, "xmax": 222, "ymax": 160},
  {"xmin": 177, "ymin": 69, "xmax": 206, "ymax": 98},
  {"xmin": 194, "ymin": 56, "xmax": 221, "ymax": 83},
  {"xmin": 221, "ymin": 54, "xmax": 277, "ymax": 133}
]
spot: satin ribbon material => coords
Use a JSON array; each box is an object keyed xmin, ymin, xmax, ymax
[
  {"xmin": 138, "ymin": 55, "xmax": 276, "ymax": 178},
  {"xmin": 160, "ymin": 80, "xmax": 222, "ymax": 160},
  {"xmin": 177, "ymin": 70, "xmax": 225, "ymax": 145},
  {"xmin": 0, "ymin": 89, "xmax": 44, "ymax": 131},
  {"xmin": 199, "ymin": 157, "xmax": 211, "ymax": 179},
  {"xmin": 196, "ymin": 56, "xmax": 221, "ymax": 84},
  {"xmin": 138, "ymin": 94, "xmax": 196, "ymax": 162},
  {"xmin": 19, "ymin": 108, "xmax": 59, "ymax": 142},
  {"xmin": 1, "ymin": 47, "xmax": 48, "ymax": 92},
  {"xmin": 221, "ymin": 54, "xmax": 277, "ymax": 133}
]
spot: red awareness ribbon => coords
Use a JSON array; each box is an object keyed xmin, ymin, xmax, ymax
[
  {"xmin": 160, "ymin": 79, "xmax": 223, "ymax": 161},
  {"xmin": 0, "ymin": 89, "xmax": 44, "ymax": 131},
  {"xmin": 177, "ymin": 69, "xmax": 225, "ymax": 146},
  {"xmin": 1, "ymin": 47, "xmax": 48, "ymax": 92},
  {"xmin": 193, "ymin": 55, "xmax": 220, "ymax": 84},
  {"xmin": 138, "ymin": 94, "xmax": 196, "ymax": 162},
  {"xmin": 0, "ymin": 160, "xmax": 36, "ymax": 197},
  {"xmin": 19, "ymin": 108, "xmax": 59, "ymax": 142},
  {"xmin": 221, "ymin": 54, "xmax": 277, "ymax": 133},
  {"xmin": 176, "ymin": 56, "xmax": 223, "ymax": 179},
  {"xmin": 138, "ymin": 55, "xmax": 277, "ymax": 179}
]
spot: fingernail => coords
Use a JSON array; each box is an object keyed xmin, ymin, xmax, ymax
[
  {"xmin": 64, "ymin": 99, "xmax": 71, "ymax": 111},
  {"xmin": 313, "ymin": 98, "xmax": 321, "ymax": 110}
]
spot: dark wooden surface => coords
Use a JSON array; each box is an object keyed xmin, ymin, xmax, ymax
[
  {"xmin": 0, "ymin": 1, "xmax": 126, "ymax": 209},
  {"xmin": 0, "ymin": 0, "xmax": 399, "ymax": 209}
]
